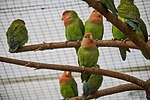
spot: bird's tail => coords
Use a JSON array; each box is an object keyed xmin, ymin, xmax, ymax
[
  {"xmin": 82, "ymin": 95, "xmax": 85, "ymax": 100},
  {"xmin": 119, "ymin": 47, "xmax": 130, "ymax": 61},
  {"xmin": 9, "ymin": 42, "xmax": 20, "ymax": 53}
]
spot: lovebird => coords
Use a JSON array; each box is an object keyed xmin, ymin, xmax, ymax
[
  {"xmin": 59, "ymin": 71, "xmax": 78, "ymax": 99},
  {"xmin": 6, "ymin": 19, "xmax": 28, "ymax": 53},
  {"xmin": 112, "ymin": 0, "xmax": 148, "ymax": 60},
  {"xmin": 112, "ymin": 16, "xmax": 130, "ymax": 61},
  {"xmin": 62, "ymin": 10, "xmax": 84, "ymax": 52},
  {"xmin": 77, "ymin": 33, "xmax": 99, "ymax": 82},
  {"xmin": 101, "ymin": 0, "xmax": 118, "ymax": 16},
  {"xmin": 84, "ymin": 10, "xmax": 104, "ymax": 40},
  {"xmin": 82, "ymin": 64, "xmax": 103, "ymax": 100}
]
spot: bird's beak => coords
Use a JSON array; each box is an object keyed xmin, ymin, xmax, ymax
[
  {"xmin": 89, "ymin": 35, "xmax": 94, "ymax": 42},
  {"xmin": 66, "ymin": 71, "xmax": 69, "ymax": 76},
  {"xmin": 98, "ymin": 13, "xmax": 101, "ymax": 17},
  {"xmin": 61, "ymin": 16, "xmax": 64, "ymax": 21},
  {"xmin": 89, "ymin": 35, "xmax": 93, "ymax": 40}
]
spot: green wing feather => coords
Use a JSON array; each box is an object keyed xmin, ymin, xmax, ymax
[
  {"xmin": 84, "ymin": 20, "xmax": 104, "ymax": 40},
  {"xmin": 112, "ymin": 16, "xmax": 130, "ymax": 61},
  {"xmin": 60, "ymin": 78, "xmax": 78, "ymax": 99},
  {"xmin": 66, "ymin": 18, "xmax": 84, "ymax": 41},
  {"xmin": 136, "ymin": 18, "xmax": 148, "ymax": 42},
  {"xmin": 83, "ymin": 64, "xmax": 103, "ymax": 96},
  {"xmin": 78, "ymin": 46, "xmax": 99, "ymax": 82},
  {"xmin": 78, "ymin": 47, "xmax": 99, "ymax": 67},
  {"xmin": 101, "ymin": 0, "xmax": 118, "ymax": 16},
  {"xmin": 70, "ymin": 78, "xmax": 78, "ymax": 96}
]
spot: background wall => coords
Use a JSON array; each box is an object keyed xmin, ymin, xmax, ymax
[{"xmin": 0, "ymin": 0, "xmax": 150, "ymax": 100}]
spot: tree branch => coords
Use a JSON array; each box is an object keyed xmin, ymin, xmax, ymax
[
  {"xmin": 145, "ymin": 79, "xmax": 150, "ymax": 100},
  {"xmin": 82, "ymin": 0, "xmax": 150, "ymax": 59},
  {"xmin": 0, "ymin": 56, "xmax": 146, "ymax": 89},
  {"xmin": 12, "ymin": 40, "xmax": 150, "ymax": 53},
  {"xmin": 69, "ymin": 83, "xmax": 143, "ymax": 100}
]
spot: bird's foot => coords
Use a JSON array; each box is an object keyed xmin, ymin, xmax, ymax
[
  {"xmin": 91, "ymin": 67, "xmax": 96, "ymax": 72},
  {"xmin": 43, "ymin": 41, "xmax": 47, "ymax": 44},
  {"xmin": 95, "ymin": 39, "xmax": 99, "ymax": 41},
  {"xmin": 112, "ymin": 38, "xmax": 117, "ymax": 41},
  {"xmin": 82, "ymin": 66, "xmax": 85, "ymax": 70},
  {"xmin": 65, "ymin": 40, "xmax": 69, "ymax": 44},
  {"xmin": 121, "ymin": 38, "xmax": 129, "ymax": 43},
  {"xmin": 76, "ymin": 40, "xmax": 81, "ymax": 44},
  {"xmin": 81, "ymin": 66, "xmax": 86, "ymax": 73}
]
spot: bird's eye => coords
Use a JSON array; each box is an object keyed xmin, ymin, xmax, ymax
[
  {"xmin": 63, "ymin": 11, "xmax": 68, "ymax": 15},
  {"xmin": 85, "ymin": 36, "xmax": 89, "ymax": 38}
]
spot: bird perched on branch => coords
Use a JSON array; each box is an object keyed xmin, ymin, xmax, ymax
[
  {"xmin": 82, "ymin": 64, "xmax": 103, "ymax": 100},
  {"xmin": 77, "ymin": 33, "xmax": 99, "ymax": 82},
  {"xmin": 59, "ymin": 71, "xmax": 78, "ymax": 99},
  {"xmin": 84, "ymin": 10, "xmax": 104, "ymax": 40},
  {"xmin": 62, "ymin": 10, "xmax": 84, "ymax": 52},
  {"xmin": 112, "ymin": 16, "xmax": 130, "ymax": 61},
  {"xmin": 112, "ymin": 0, "xmax": 148, "ymax": 60},
  {"xmin": 6, "ymin": 19, "xmax": 28, "ymax": 53}
]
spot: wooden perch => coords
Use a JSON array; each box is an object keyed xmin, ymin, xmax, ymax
[
  {"xmin": 13, "ymin": 40, "xmax": 150, "ymax": 53},
  {"xmin": 70, "ymin": 83, "xmax": 143, "ymax": 100},
  {"xmin": 0, "ymin": 56, "xmax": 146, "ymax": 89},
  {"xmin": 82, "ymin": 0, "xmax": 150, "ymax": 59}
]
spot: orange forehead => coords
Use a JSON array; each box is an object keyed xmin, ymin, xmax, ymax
[
  {"xmin": 85, "ymin": 33, "xmax": 92, "ymax": 37},
  {"xmin": 93, "ymin": 10, "xmax": 97, "ymax": 12},
  {"xmin": 62, "ymin": 10, "xmax": 69, "ymax": 16},
  {"xmin": 92, "ymin": 10, "xmax": 101, "ymax": 15}
]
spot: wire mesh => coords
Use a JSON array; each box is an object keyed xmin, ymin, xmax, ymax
[{"xmin": 0, "ymin": 0, "xmax": 150, "ymax": 100}]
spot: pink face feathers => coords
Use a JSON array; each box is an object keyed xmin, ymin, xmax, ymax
[
  {"xmin": 81, "ymin": 33, "xmax": 96, "ymax": 47},
  {"xmin": 89, "ymin": 10, "xmax": 103, "ymax": 23},
  {"xmin": 59, "ymin": 71, "xmax": 73, "ymax": 84},
  {"xmin": 62, "ymin": 11, "xmax": 72, "ymax": 26}
]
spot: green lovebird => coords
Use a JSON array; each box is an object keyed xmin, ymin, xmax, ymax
[
  {"xmin": 101, "ymin": 0, "xmax": 118, "ymax": 16},
  {"xmin": 84, "ymin": 10, "xmax": 104, "ymax": 40},
  {"xmin": 62, "ymin": 10, "xmax": 84, "ymax": 52},
  {"xmin": 77, "ymin": 33, "xmax": 99, "ymax": 82},
  {"xmin": 59, "ymin": 71, "xmax": 78, "ymax": 99},
  {"xmin": 112, "ymin": 16, "xmax": 130, "ymax": 61},
  {"xmin": 6, "ymin": 19, "xmax": 28, "ymax": 53},
  {"xmin": 82, "ymin": 64, "xmax": 103, "ymax": 100},
  {"xmin": 112, "ymin": 0, "xmax": 148, "ymax": 60}
]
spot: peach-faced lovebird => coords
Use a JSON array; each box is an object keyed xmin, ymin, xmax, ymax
[
  {"xmin": 101, "ymin": 0, "xmax": 118, "ymax": 16},
  {"xmin": 62, "ymin": 10, "xmax": 84, "ymax": 52},
  {"xmin": 82, "ymin": 64, "xmax": 103, "ymax": 100},
  {"xmin": 59, "ymin": 71, "xmax": 78, "ymax": 99},
  {"xmin": 6, "ymin": 19, "xmax": 28, "ymax": 53},
  {"xmin": 84, "ymin": 10, "xmax": 104, "ymax": 40},
  {"xmin": 113, "ymin": 0, "xmax": 148, "ymax": 60},
  {"xmin": 77, "ymin": 33, "xmax": 99, "ymax": 82}
]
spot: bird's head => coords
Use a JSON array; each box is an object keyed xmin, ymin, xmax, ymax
[{"xmin": 61, "ymin": 10, "xmax": 78, "ymax": 21}]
